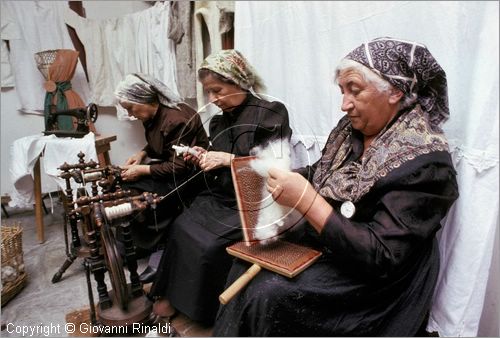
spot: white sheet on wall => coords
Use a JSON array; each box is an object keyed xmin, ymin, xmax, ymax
[
  {"xmin": 235, "ymin": 1, "xmax": 499, "ymax": 336},
  {"xmin": 64, "ymin": 1, "xmax": 179, "ymax": 115},
  {"xmin": 0, "ymin": 1, "xmax": 90, "ymax": 113}
]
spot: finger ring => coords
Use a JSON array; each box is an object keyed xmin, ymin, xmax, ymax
[{"xmin": 275, "ymin": 184, "xmax": 282, "ymax": 191}]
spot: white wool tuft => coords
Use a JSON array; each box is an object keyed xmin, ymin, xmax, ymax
[{"xmin": 250, "ymin": 140, "xmax": 292, "ymax": 243}]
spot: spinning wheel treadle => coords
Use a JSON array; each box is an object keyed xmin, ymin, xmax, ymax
[{"xmin": 101, "ymin": 223, "xmax": 128, "ymax": 310}]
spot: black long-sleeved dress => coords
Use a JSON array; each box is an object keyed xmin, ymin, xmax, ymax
[
  {"xmin": 213, "ymin": 131, "xmax": 459, "ymax": 336},
  {"xmin": 150, "ymin": 94, "xmax": 292, "ymax": 324},
  {"xmin": 121, "ymin": 103, "xmax": 209, "ymax": 251}
]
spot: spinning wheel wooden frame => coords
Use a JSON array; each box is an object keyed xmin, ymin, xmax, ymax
[
  {"xmin": 100, "ymin": 223, "xmax": 128, "ymax": 310},
  {"xmin": 53, "ymin": 152, "xmax": 158, "ymax": 326}
]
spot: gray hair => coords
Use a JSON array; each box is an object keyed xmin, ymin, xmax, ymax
[{"xmin": 334, "ymin": 59, "xmax": 417, "ymax": 110}]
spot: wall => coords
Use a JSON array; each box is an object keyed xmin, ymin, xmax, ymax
[{"xmin": 0, "ymin": 1, "xmax": 151, "ymax": 196}]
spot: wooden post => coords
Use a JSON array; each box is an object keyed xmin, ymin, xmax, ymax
[{"xmin": 34, "ymin": 157, "xmax": 45, "ymax": 243}]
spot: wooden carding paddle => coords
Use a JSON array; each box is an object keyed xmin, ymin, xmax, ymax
[
  {"xmin": 220, "ymin": 156, "xmax": 322, "ymax": 304},
  {"xmin": 219, "ymin": 240, "xmax": 321, "ymax": 304}
]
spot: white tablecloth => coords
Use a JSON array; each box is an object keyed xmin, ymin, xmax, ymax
[{"xmin": 9, "ymin": 132, "xmax": 98, "ymax": 208}]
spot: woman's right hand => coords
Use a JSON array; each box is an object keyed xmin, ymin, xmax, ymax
[
  {"xmin": 183, "ymin": 146, "xmax": 206, "ymax": 166},
  {"xmin": 267, "ymin": 168, "xmax": 317, "ymax": 213},
  {"xmin": 267, "ymin": 167, "xmax": 332, "ymax": 232}
]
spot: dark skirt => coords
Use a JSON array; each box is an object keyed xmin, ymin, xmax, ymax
[
  {"xmin": 120, "ymin": 176, "xmax": 183, "ymax": 252},
  {"xmin": 150, "ymin": 191, "xmax": 243, "ymax": 324},
  {"xmin": 213, "ymin": 238, "xmax": 439, "ymax": 336}
]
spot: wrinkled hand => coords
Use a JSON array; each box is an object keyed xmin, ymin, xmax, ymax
[
  {"xmin": 121, "ymin": 164, "xmax": 149, "ymax": 181},
  {"xmin": 125, "ymin": 151, "xmax": 146, "ymax": 165},
  {"xmin": 183, "ymin": 146, "xmax": 206, "ymax": 167},
  {"xmin": 199, "ymin": 151, "xmax": 234, "ymax": 172},
  {"xmin": 266, "ymin": 168, "xmax": 318, "ymax": 215}
]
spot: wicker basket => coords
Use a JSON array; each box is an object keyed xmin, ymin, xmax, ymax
[
  {"xmin": 1, "ymin": 223, "xmax": 27, "ymax": 307},
  {"xmin": 34, "ymin": 49, "xmax": 58, "ymax": 80}
]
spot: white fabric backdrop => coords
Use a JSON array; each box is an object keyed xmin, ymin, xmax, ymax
[
  {"xmin": 64, "ymin": 2, "xmax": 179, "ymax": 119},
  {"xmin": 235, "ymin": 1, "xmax": 499, "ymax": 336}
]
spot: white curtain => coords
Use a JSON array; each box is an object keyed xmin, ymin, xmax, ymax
[
  {"xmin": 235, "ymin": 1, "xmax": 499, "ymax": 336},
  {"xmin": 64, "ymin": 1, "xmax": 179, "ymax": 118}
]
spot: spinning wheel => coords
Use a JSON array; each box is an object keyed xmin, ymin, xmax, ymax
[
  {"xmin": 100, "ymin": 223, "xmax": 128, "ymax": 310},
  {"xmin": 75, "ymin": 192, "xmax": 160, "ymax": 326}
]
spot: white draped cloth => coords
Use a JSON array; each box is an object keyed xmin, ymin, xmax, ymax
[
  {"xmin": 64, "ymin": 2, "xmax": 179, "ymax": 120},
  {"xmin": 235, "ymin": 2, "xmax": 499, "ymax": 336},
  {"xmin": 0, "ymin": 1, "xmax": 90, "ymax": 113},
  {"xmin": 9, "ymin": 133, "xmax": 98, "ymax": 209}
]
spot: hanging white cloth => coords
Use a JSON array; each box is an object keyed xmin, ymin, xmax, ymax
[
  {"xmin": 0, "ymin": 2, "xmax": 17, "ymax": 88},
  {"xmin": 0, "ymin": 1, "xmax": 90, "ymax": 113},
  {"xmin": 235, "ymin": 2, "xmax": 499, "ymax": 336},
  {"xmin": 9, "ymin": 133, "xmax": 98, "ymax": 209},
  {"xmin": 64, "ymin": 2, "xmax": 179, "ymax": 119}
]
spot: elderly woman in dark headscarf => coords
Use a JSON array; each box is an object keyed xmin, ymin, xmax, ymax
[
  {"xmin": 149, "ymin": 50, "xmax": 292, "ymax": 324},
  {"xmin": 113, "ymin": 74, "xmax": 209, "ymax": 279},
  {"xmin": 213, "ymin": 38, "xmax": 459, "ymax": 336}
]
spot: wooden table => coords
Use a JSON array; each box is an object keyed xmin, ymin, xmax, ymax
[{"xmin": 33, "ymin": 135, "xmax": 117, "ymax": 243}]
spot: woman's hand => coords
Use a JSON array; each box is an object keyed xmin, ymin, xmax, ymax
[
  {"xmin": 199, "ymin": 151, "xmax": 234, "ymax": 172},
  {"xmin": 183, "ymin": 146, "xmax": 206, "ymax": 166},
  {"xmin": 266, "ymin": 168, "xmax": 316, "ymax": 214},
  {"xmin": 125, "ymin": 151, "xmax": 146, "ymax": 165},
  {"xmin": 267, "ymin": 168, "xmax": 333, "ymax": 232},
  {"xmin": 121, "ymin": 164, "xmax": 150, "ymax": 181}
]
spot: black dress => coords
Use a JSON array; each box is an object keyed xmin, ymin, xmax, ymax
[
  {"xmin": 213, "ymin": 145, "xmax": 459, "ymax": 336},
  {"xmin": 150, "ymin": 94, "xmax": 292, "ymax": 324},
  {"xmin": 121, "ymin": 103, "xmax": 209, "ymax": 252}
]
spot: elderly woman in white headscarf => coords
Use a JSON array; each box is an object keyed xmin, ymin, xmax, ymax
[
  {"xmin": 214, "ymin": 38, "xmax": 459, "ymax": 336},
  {"xmin": 149, "ymin": 50, "xmax": 292, "ymax": 325},
  {"xmin": 113, "ymin": 74, "xmax": 208, "ymax": 281}
]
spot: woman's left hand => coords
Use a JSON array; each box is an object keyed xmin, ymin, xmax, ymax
[
  {"xmin": 121, "ymin": 164, "xmax": 150, "ymax": 181},
  {"xmin": 266, "ymin": 168, "xmax": 318, "ymax": 214},
  {"xmin": 199, "ymin": 151, "xmax": 234, "ymax": 171}
]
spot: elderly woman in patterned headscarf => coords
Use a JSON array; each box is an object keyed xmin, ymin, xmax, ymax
[
  {"xmin": 149, "ymin": 50, "xmax": 292, "ymax": 324},
  {"xmin": 113, "ymin": 74, "xmax": 208, "ymax": 281},
  {"xmin": 213, "ymin": 38, "xmax": 459, "ymax": 336}
]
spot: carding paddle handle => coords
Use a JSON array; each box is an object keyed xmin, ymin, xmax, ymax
[{"xmin": 219, "ymin": 263, "xmax": 262, "ymax": 304}]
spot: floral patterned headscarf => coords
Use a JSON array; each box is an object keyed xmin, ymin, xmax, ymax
[
  {"xmin": 345, "ymin": 37, "xmax": 449, "ymax": 130},
  {"xmin": 199, "ymin": 49, "xmax": 266, "ymax": 95}
]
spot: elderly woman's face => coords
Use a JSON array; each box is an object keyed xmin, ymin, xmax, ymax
[
  {"xmin": 200, "ymin": 74, "xmax": 247, "ymax": 112},
  {"xmin": 338, "ymin": 69, "xmax": 399, "ymax": 138},
  {"xmin": 120, "ymin": 101, "xmax": 158, "ymax": 122}
]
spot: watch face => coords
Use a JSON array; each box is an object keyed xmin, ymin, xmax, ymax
[{"xmin": 340, "ymin": 201, "xmax": 356, "ymax": 219}]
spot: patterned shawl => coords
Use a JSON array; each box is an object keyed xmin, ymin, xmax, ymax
[
  {"xmin": 114, "ymin": 73, "xmax": 181, "ymax": 109},
  {"xmin": 199, "ymin": 49, "xmax": 266, "ymax": 95},
  {"xmin": 313, "ymin": 38, "xmax": 450, "ymax": 203}
]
